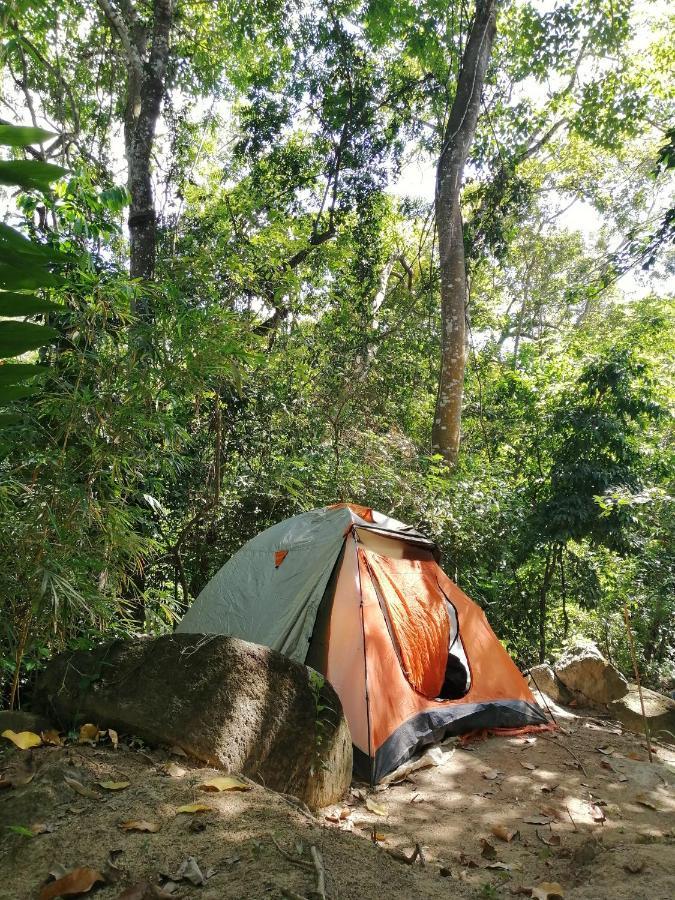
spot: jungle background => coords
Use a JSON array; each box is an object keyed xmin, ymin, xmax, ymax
[{"xmin": 0, "ymin": 0, "xmax": 673, "ymax": 710}]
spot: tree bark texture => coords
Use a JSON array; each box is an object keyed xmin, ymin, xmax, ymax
[
  {"xmin": 433, "ymin": 0, "xmax": 498, "ymax": 465},
  {"xmin": 98, "ymin": 0, "xmax": 173, "ymax": 300}
]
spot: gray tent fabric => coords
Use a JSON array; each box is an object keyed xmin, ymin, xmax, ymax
[{"xmin": 177, "ymin": 505, "xmax": 429, "ymax": 662}]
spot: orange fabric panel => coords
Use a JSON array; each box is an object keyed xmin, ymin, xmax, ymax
[
  {"xmin": 357, "ymin": 548, "xmax": 539, "ymax": 754},
  {"xmin": 360, "ymin": 548, "xmax": 450, "ymax": 700},
  {"xmin": 274, "ymin": 550, "xmax": 288, "ymax": 568},
  {"xmin": 324, "ymin": 536, "xmax": 370, "ymax": 754},
  {"xmin": 328, "ymin": 502, "xmax": 375, "ymax": 523}
]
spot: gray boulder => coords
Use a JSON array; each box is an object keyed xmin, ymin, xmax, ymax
[
  {"xmin": 608, "ymin": 684, "xmax": 675, "ymax": 738},
  {"xmin": 0, "ymin": 709, "xmax": 52, "ymax": 735},
  {"xmin": 554, "ymin": 641, "xmax": 628, "ymax": 704},
  {"xmin": 33, "ymin": 633, "xmax": 352, "ymax": 809},
  {"xmin": 527, "ymin": 664, "xmax": 572, "ymax": 705}
]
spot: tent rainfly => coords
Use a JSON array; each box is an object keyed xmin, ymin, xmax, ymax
[{"xmin": 177, "ymin": 504, "xmax": 547, "ymax": 782}]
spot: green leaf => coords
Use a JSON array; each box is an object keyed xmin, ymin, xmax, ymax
[
  {"xmin": 0, "ymin": 292, "xmax": 63, "ymax": 316},
  {"xmin": 0, "ymin": 159, "xmax": 67, "ymax": 191},
  {"xmin": 0, "ymin": 263, "xmax": 62, "ymax": 291},
  {"xmin": 0, "ymin": 223, "xmax": 69, "ymax": 265},
  {"xmin": 0, "ymin": 363, "xmax": 46, "ymax": 386},
  {"xmin": 0, "ymin": 383, "xmax": 39, "ymax": 405},
  {"xmin": 0, "ymin": 321, "xmax": 57, "ymax": 358},
  {"xmin": 0, "ymin": 124, "xmax": 56, "ymax": 147}
]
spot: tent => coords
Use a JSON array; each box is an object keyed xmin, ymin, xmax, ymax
[{"xmin": 177, "ymin": 503, "xmax": 547, "ymax": 781}]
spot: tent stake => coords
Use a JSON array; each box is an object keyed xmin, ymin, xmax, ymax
[{"xmin": 622, "ymin": 603, "xmax": 653, "ymax": 763}]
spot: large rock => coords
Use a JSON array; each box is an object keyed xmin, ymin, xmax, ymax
[
  {"xmin": 554, "ymin": 641, "xmax": 628, "ymax": 705},
  {"xmin": 33, "ymin": 634, "xmax": 352, "ymax": 809},
  {"xmin": 608, "ymin": 684, "xmax": 675, "ymax": 738},
  {"xmin": 527, "ymin": 664, "xmax": 572, "ymax": 705}
]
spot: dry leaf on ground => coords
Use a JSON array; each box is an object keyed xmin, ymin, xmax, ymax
[
  {"xmin": 521, "ymin": 762, "xmax": 536, "ymax": 771},
  {"xmin": 158, "ymin": 762, "xmax": 186, "ymax": 778},
  {"xmin": 118, "ymin": 820, "xmax": 161, "ymax": 833},
  {"xmin": 482, "ymin": 768, "xmax": 504, "ymax": 780},
  {"xmin": 77, "ymin": 724, "xmax": 99, "ymax": 744},
  {"xmin": 63, "ymin": 777, "xmax": 102, "ymax": 800},
  {"xmin": 175, "ymin": 803, "xmax": 211, "ymax": 814},
  {"xmin": 530, "ymin": 882, "xmax": 564, "ymax": 900},
  {"xmin": 41, "ymin": 729, "xmax": 63, "ymax": 746},
  {"xmin": 479, "ymin": 838, "xmax": 497, "ymax": 860},
  {"xmin": 96, "ymin": 781, "xmax": 130, "ymax": 791},
  {"xmin": 589, "ymin": 802, "xmax": 606, "ymax": 823},
  {"xmin": 491, "ymin": 824, "xmax": 519, "ymax": 842},
  {"xmin": 634, "ymin": 794, "xmax": 658, "ymax": 811},
  {"xmin": 38, "ymin": 866, "xmax": 104, "ymax": 900},
  {"xmin": 523, "ymin": 814, "xmax": 553, "ymax": 825},
  {"xmin": 107, "ymin": 729, "xmax": 119, "ymax": 749},
  {"xmin": 365, "ymin": 797, "xmax": 388, "ymax": 816},
  {"xmin": 197, "ymin": 775, "xmax": 250, "ymax": 792},
  {"xmin": 163, "ymin": 856, "xmax": 214, "ymax": 886},
  {"xmin": 1, "ymin": 729, "xmax": 42, "ymax": 750},
  {"xmin": 536, "ymin": 829, "xmax": 561, "ymax": 846}
]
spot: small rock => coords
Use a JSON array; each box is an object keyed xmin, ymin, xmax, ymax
[{"xmin": 608, "ymin": 684, "xmax": 675, "ymax": 737}]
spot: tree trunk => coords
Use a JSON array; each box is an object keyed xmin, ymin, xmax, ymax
[
  {"xmin": 98, "ymin": 0, "xmax": 173, "ymax": 301},
  {"xmin": 432, "ymin": 0, "xmax": 498, "ymax": 465}
]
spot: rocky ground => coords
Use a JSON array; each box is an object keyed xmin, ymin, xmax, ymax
[{"xmin": 1, "ymin": 702, "xmax": 673, "ymax": 900}]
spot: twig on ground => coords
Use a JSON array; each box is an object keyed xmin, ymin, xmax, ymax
[
  {"xmin": 537, "ymin": 734, "xmax": 588, "ymax": 776},
  {"xmin": 385, "ymin": 842, "xmax": 424, "ymax": 865},
  {"xmin": 565, "ymin": 804, "xmax": 578, "ymax": 832},
  {"xmin": 270, "ymin": 837, "xmax": 314, "ymax": 871},
  {"xmin": 309, "ymin": 845, "xmax": 326, "ymax": 900}
]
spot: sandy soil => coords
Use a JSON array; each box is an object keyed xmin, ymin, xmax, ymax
[{"xmin": 1, "ymin": 705, "xmax": 673, "ymax": 900}]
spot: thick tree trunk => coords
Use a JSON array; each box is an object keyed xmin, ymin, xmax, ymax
[
  {"xmin": 432, "ymin": 0, "xmax": 498, "ymax": 465},
  {"xmin": 98, "ymin": 0, "xmax": 173, "ymax": 300}
]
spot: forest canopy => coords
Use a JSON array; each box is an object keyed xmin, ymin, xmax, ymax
[{"xmin": 0, "ymin": 0, "xmax": 673, "ymax": 708}]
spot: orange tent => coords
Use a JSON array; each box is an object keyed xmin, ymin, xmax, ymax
[{"xmin": 178, "ymin": 504, "xmax": 547, "ymax": 781}]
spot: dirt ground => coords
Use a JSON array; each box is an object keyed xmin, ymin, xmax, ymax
[{"xmin": 1, "ymin": 703, "xmax": 673, "ymax": 900}]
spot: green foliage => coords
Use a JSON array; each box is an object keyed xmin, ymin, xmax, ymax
[{"xmin": 0, "ymin": 0, "xmax": 673, "ymax": 703}]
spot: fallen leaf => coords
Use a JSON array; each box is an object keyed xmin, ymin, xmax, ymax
[
  {"xmin": 118, "ymin": 820, "xmax": 161, "ymax": 833},
  {"xmin": 38, "ymin": 866, "xmax": 104, "ymax": 900},
  {"xmin": 63, "ymin": 777, "xmax": 101, "ymax": 801},
  {"xmin": 530, "ymin": 882, "xmax": 564, "ymax": 900},
  {"xmin": 589, "ymin": 803, "xmax": 606, "ymax": 823},
  {"xmin": 41, "ymin": 729, "xmax": 63, "ymax": 746},
  {"xmin": 627, "ymin": 752, "xmax": 645, "ymax": 761},
  {"xmin": 480, "ymin": 838, "xmax": 497, "ymax": 860},
  {"xmin": 1, "ymin": 729, "xmax": 42, "ymax": 750},
  {"xmin": 96, "ymin": 781, "xmax": 130, "ymax": 791},
  {"xmin": 169, "ymin": 745, "xmax": 187, "ymax": 757},
  {"xmin": 197, "ymin": 775, "xmax": 250, "ymax": 793},
  {"xmin": 30, "ymin": 823, "xmax": 56, "ymax": 836},
  {"xmin": 486, "ymin": 861, "xmax": 511, "ymax": 870},
  {"xmin": 524, "ymin": 815, "xmax": 552, "ymax": 825},
  {"xmin": 617, "ymin": 773, "xmax": 629, "ymax": 783},
  {"xmin": 1, "ymin": 754, "xmax": 36, "ymax": 787},
  {"xmin": 521, "ymin": 762, "xmax": 536, "ymax": 771},
  {"xmin": 77, "ymin": 724, "xmax": 99, "ymax": 744},
  {"xmin": 541, "ymin": 784, "xmax": 559, "ymax": 794},
  {"xmin": 108, "ymin": 729, "xmax": 119, "ymax": 749},
  {"xmin": 634, "ymin": 794, "xmax": 658, "ymax": 811},
  {"xmin": 536, "ymin": 829, "xmax": 561, "ymax": 847},
  {"xmin": 365, "ymin": 797, "xmax": 388, "ymax": 816},
  {"xmin": 164, "ymin": 856, "xmax": 213, "ymax": 886},
  {"xmin": 175, "ymin": 803, "xmax": 210, "ymax": 815},
  {"xmin": 597, "ymin": 746, "xmax": 614, "ymax": 755},
  {"xmin": 158, "ymin": 762, "xmax": 186, "ymax": 778},
  {"xmin": 482, "ymin": 768, "xmax": 503, "ymax": 780},
  {"xmin": 102, "ymin": 849, "xmax": 124, "ymax": 884},
  {"xmin": 371, "ymin": 831, "xmax": 387, "ymax": 842},
  {"xmin": 458, "ymin": 852, "xmax": 478, "ymax": 868},
  {"xmin": 491, "ymin": 825, "xmax": 519, "ymax": 842}
]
